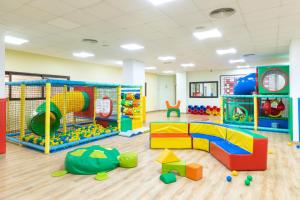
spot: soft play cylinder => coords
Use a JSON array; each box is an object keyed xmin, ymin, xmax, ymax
[
  {"xmin": 28, "ymin": 91, "xmax": 90, "ymax": 136},
  {"xmin": 234, "ymin": 73, "xmax": 256, "ymax": 95}
]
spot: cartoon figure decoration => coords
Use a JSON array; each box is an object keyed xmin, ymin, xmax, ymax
[{"xmin": 262, "ymin": 98, "xmax": 286, "ymax": 118}]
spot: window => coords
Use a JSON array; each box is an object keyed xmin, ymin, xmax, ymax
[
  {"xmin": 189, "ymin": 81, "xmax": 218, "ymax": 98},
  {"xmin": 5, "ymin": 71, "xmax": 70, "ymax": 100}
]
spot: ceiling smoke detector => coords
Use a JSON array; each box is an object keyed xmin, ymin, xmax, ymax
[
  {"xmin": 82, "ymin": 38, "xmax": 98, "ymax": 44},
  {"xmin": 209, "ymin": 8, "xmax": 236, "ymax": 19},
  {"xmin": 243, "ymin": 53, "xmax": 256, "ymax": 57}
]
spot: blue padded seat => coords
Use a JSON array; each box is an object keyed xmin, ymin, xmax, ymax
[
  {"xmin": 190, "ymin": 133, "xmax": 225, "ymax": 142},
  {"xmin": 211, "ymin": 140, "xmax": 251, "ymax": 155}
]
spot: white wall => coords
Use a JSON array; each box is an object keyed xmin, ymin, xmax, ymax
[
  {"xmin": 157, "ymin": 75, "xmax": 176, "ymax": 110},
  {"xmin": 5, "ymin": 49, "xmax": 162, "ymax": 111},
  {"xmin": 176, "ymin": 72, "xmax": 187, "ymax": 113},
  {"xmin": 187, "ymin": 68, "xmax": 256, "ymax": 107}
]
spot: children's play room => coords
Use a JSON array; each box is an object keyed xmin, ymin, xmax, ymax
[{"xmin": 1, "ymin": 1, "xmax": 300, "ymax": 200}]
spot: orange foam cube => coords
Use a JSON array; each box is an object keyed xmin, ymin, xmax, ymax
[{"xmin": 186, "ymin": 163, "xmax": 202, "ymax": 181}]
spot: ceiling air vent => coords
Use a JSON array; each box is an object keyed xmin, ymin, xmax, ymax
[{"xmin": 209, "ymin": 8, "xmax": 236, "ymax": 19}]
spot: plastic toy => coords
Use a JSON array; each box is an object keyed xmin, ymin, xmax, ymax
[
  {"xmin": 5, "ymin": 79, "xmax": 145, "ymax": 154},
  {"xmin": 156, "ymin": 149, "xmax": 180, "ymax": 164},
  {"xmin": 288, "ymin": 142, "xmax": 293, "ymax": 146},
  {"xmin": 162, "ymin": 161, "xmax": 186, "ymax": 176},
  {"xmin": 232, "ymin": 170, "xmax": 238, "ymax": 176},
  {"xmin": 160, "ymin": 173, "xmax": 177, "ymax": 184},
  {"xmin": 166, "ymin": 100, "xmax": 181, "ymax": 117},
  {"xmin": 245, "ymin": 179, "xmax": 250, "ymax": 186},
  {"xmin": 119, "ymin": 152, "xmax": 138, "ymax": 168},
  {"xmin": 296, "ymin": 145, "xmax": 300, "ymax": 149},
  {"xmin": 150, "ymin": 122, "xmax": 268, "ymax": 171},
  {"xmin": 186, "ymin": 163, "xmax": 203, "ymax": 181},
  {"xmin": 52, "ymin": 145, "xmax": 138, "ymax": 180},
  {"xmin": 247, "ymin": 175, "xmax": 253, "ymax": 181},
  {"xmin": 226, "ymin": 176, "xmax": 232, "ymax": 182},
  {"xmin": 188, "ymin": 105, "xmax": 220, "ymax": 116}
]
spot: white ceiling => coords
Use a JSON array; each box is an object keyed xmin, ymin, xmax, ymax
[{"xmin": 0, "ymin": 0, "xmax": 297, "ymax": 73}]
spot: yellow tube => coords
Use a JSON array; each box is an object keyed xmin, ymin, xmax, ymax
[
  {"xmin": 45, "ymin": 83, "xmax": 51, "ymax": 154},
  {"xmin": 51, "ymin": 91, "xmax": 87, "ymax": 113}
]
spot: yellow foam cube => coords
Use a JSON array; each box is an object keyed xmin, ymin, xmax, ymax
[
  {"xmin": 150, "ymin": 137, "xmax": 192, "ymax": 149},
  {"xmin": 150, "ymin": 122, "xmax": 188, "ymax": 134},
  {"xmin": 193, "ymin": 138, "xmax": 209, "ymax": 151}
]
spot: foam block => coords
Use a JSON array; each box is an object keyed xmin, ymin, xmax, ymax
[
  {"xmin": 151, "ymin": 137, "xmax": 192, "ymax": 149},
  {"xmin": 162, "ymin": 161, "xmax": 186, "ymax": 176},
  {"xmin": 186, "ymin": 163, "xmax": 203, "ymax": 181},
  {"xmin": 226, "ymin": 128, "xmax": 253, "ymax": 153},
  {"xmin": 192, "ymin": 138, "xmax": 209, "ymax": 151},
  {"xmin": 156, "ymin": 149, "xmax": 180, "ymax": 164},
  {"xmin": 160, "ymin": 173, "xmax": 176, "ymax": 184},
  {"xmin": 150, "ymin": 122, "xmax": 188, "ymax": 134},
  {"xmin": 190, "ymin": 123, "xmax": 227, "ymax": 139}
]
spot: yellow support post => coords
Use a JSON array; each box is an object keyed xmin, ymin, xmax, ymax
[
  {"xmin": 219, "ymin": 96, "xmax": 224, "ymax": 124},
  {"xmin": 93, "ymin": 87, "xmax": 97, "ymax": 125},
  {"xmin": 20, "ymin": 84, "xmax": 26, "ymax": 140},
  {"xmin": 44, "ymin": 83, "xmax": 51, "ymax": 154},
  {"xmin": 63, "ymin": 85, "xmax": 67, "ymax": 134},
  {"xmin": 142, "ymin": 96, "xmax": 146, "ymax": 123},
  {"xmin": 117, "ymin": 86, "xmax": 121, "ymax": 132},
  {"xmin": 140, "ymin": 86, "xmax": 144, "ymax": 123},
  {"xmin": 254, "ymin": 95, "xmax": 258, "ymax": 131}
]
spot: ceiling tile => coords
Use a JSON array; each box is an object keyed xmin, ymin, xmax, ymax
[
  {"xmin": 84, "ymin": 2, "xmax": 125, "ymax": 20},
  {"xmin": 48, "ymin": 18, "xmax": 81, "ymax": 30},
  {"xmin": 62, "ymin": 0, "xmax": 103, "ymax": 8},
  {"xmin": 30, "ymin": 0, "xmax": 76, "ymax": 16}
]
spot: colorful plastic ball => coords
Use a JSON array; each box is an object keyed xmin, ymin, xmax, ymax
[
  {"xmin": 296, "ymin": 145, "xmax": 300, "ymax": 149},
  {"xmin": 231, "ymin": 170, "xmax": 238, "ymax": 176},
  {"xmin": 245, "ymin": 179, "xmax": 250, "ymax": 186},
  {"xmin": 288, "ymin": 142, "xmax": 293, "ymax": 146},
  {"xmin": 247, "ymin": 175, "xmax": 253, "ymax": 181},
  {"xmin": 226, "ymin": 176, "xmax": 232, "ymax": 182}
]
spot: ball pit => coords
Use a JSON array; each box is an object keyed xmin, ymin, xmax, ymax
[{"xmin": 21, "ymin": 124, "xmax": 118, "ymax": 147}]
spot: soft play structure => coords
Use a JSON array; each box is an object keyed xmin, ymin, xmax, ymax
[
  {"xmin": 150, "ymin": 122, "xmax": 268, "ymax": 171},
  {"xmin": 222, "ymin": 65, "xmax": 292, "ymax": 136},
  {"xmin": 52, "ymin": 145, "xmax": 138, "ymax": 180},
  {"xmin": 188, "ymin": 105, "xmax": 220, "ymax": 116},
  {"xmin": 166, "ymin": 100, "xmax": 181, "ymax": 117},
  {"xmin": 5, "ymin": 79, "xmax": 145, "ymax": 154}
]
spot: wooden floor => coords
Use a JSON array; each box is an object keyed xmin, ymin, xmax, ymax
[{"xmin": 1, "ymin": 112, "xmax": 300, "ymax": 200}]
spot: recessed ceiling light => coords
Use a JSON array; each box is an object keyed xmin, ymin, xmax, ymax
[
  {"xmin": 210, "ymin": 8, "xmax": 236, "ymax": 19},
  {"xmin": 229, "ymin": 59, "xmax": 245, "ymax": 64},
  {"xmin": 115, "ymin": 60, "xmax": 123, "ymax": 65},
  {"xmin": 72, "ymin": 51, "xmax": 95, "ymax": 58},
  {"xmin": 145, "ymin": 66, "xmax": 157, "ymax": 70},
  {"xmin": 181, "ymin": 63, "xmax": 195, "ymax": 68},
  {"xmin": 193, "ymin": 29, "xmax": 222, "ymax": 40},
  {"xmin": 4, "ymin": 35, "xmax": 28, "ymax": 45},
  {"xmin": 216, "ymin": 48, "xmax": 237, "ymax": 55},
  {"xmin": 147, "ymin": 0, "xmax": 175, "ymax": 6},
  {"xmin": 120, "ymin": 43, "xmax": 144, "ymax": 50},
  {"xmin": 237, "ymin": 65, "xmax": 250, "ymax": 69},
  {"xmin": 82, "ymin": 38, "xmax": 98, "ymax": 44},
  {"xmin": 162, "ymin": 70, "xmax": 174, "ymax": 74},
  {"xmin": 158, "ymin": 56, "xmax": 176, "ymax": 61}
]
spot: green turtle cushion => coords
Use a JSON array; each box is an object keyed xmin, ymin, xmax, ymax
[{"xmin": 65, "ymin": 145, "xmax": 120, "ymax": 175}]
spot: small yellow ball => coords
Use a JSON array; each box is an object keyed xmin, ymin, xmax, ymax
[
  {"xmin": 288, "ymin": 142, "xmax": 293, "ymax": 146},
  {"xmin": 232, "ymin": 170, "xmax": 238, "ymax": 176}
]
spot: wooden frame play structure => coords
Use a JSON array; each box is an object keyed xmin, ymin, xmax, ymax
[{"xmin": 5, "ymin": 79, "xmax": 144, "ymax": 154}]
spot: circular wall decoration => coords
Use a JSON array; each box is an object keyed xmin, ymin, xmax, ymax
[{"xmin": 261, "ymin": 69, "xmax": 288, "ymax": 92}]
